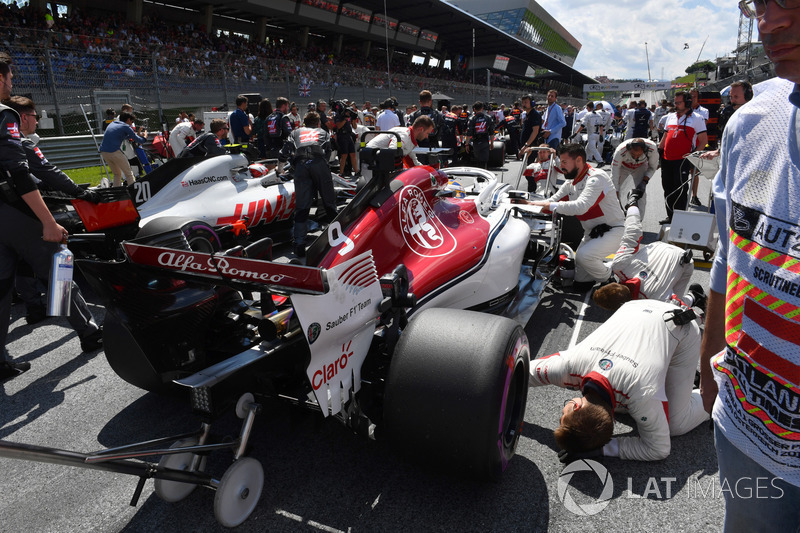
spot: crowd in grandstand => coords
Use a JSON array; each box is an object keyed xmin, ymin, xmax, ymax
[{"xmin": 0, "ymin": 2, "xmax": 546, "ymax": 95}]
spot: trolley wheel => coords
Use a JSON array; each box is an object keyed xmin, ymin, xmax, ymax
[
  {"xmin": 213, "ymin": 457, "xmax": 264, "ymax": 528},
  {"xmin": 703, "ymin": 250, "xmax": 713, "ymax": 261},
  {"xmin": 235, "ymin": 393, "xmax": 255, "ymax": 419},
  {"xmin": 154, "ymin": 438, "xmax": 208, "ymax": 503}
]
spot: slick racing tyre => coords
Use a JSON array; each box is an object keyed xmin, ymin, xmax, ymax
[
  {"xmin": 488, "ymin": 141, "xmax": 506, "ymax": 168},
  {"xmin": 136, "ymin": 217, "xmax": 222, "ymax": 253},
  {"xmin": 383, "ymin": 308, "xmax": 530, "ymax": 480}
]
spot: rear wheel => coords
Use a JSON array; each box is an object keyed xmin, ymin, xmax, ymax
[
  {"xmin": 383, "ymin": 308, "xmax": 529, "ymax": 480},
  {"xmin": 489, "ymin": 141, "xmax": 506, "ymax": 168},
  {"xmin": 136, "ymin": 217, "xmax": 222, "ymax": 253}
]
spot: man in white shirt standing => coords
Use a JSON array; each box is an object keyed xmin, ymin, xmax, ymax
[{"xmin": 376, "ymin": 99, "xmax": 401, "ymax": 131}]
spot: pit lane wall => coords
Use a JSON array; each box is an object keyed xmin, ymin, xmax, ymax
[{"xmin": 10, "ymin": 39, "xmax": 578, "ymax": 139}]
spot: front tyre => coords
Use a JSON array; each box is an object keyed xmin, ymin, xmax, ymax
[{"xmin": 383, "ymin": 308, "xmax": 530, "ymax": 480}]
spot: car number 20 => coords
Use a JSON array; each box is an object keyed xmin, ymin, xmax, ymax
[{"xmin": 133, "ymin": 181, "xmax": 151, "ymax": 203}]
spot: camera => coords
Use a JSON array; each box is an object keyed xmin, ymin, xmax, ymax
[{"xmin": 329, "ymin": 100, "xmax": 357, "ymax": 122}]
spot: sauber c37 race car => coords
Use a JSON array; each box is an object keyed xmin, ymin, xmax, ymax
[{"xmin": 0, "ymin": 140, "xmax": 566, "ymax": 527}]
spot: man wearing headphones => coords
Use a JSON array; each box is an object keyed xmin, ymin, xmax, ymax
[
  {"xmin": 720, "ymin": 80, "xmax": 753, "ymax": 131},
  {"xmin": 657, "ymin": 91, "xmax": 707, "ymax": 225},
  {"xmin": 609, "ymin": 137, "xmax": 659, "ymax": 218},
  {"xmin": 700, "ymin": 81, "xmax": 754, "ymax": 162}
]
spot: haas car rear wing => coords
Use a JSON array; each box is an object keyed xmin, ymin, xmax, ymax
[{"xmin": 122, "ymin": 242, "xmax": 384, "ymax": 418}]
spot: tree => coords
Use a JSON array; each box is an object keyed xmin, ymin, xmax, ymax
[{"xmin": 685, "ymin": 60, "xmax": 716, "ymax": 75}]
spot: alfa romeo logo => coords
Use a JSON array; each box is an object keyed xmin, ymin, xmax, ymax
[
  {"xmin": 307, "ymin": 322, "xmax": 321, "ymax": 345},
  {"xmin": 557, "ymin": 459, "xmax": 613, "ymax": 516}
]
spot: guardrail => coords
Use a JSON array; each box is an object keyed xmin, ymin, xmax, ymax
[{"xmin": 37, "ymin": 134, "xmax": 157, "ymax": 170}]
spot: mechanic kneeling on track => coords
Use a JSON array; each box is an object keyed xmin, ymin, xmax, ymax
[
  {"xmin": 525, "ymin": 143, "xmax": 625, "ymax": 292},
  {"xmin": 179, "ymin": 118, "xmax": 228, "ymax": 158},
  {"xmin": 279, "ymin": 111, "xmax": 336, "ymax": 259},
  {"xmin": 530, "ymin": 298, "xmax": 710, "ymax": 462},
  {"xmin": 593, "ymin": 191, "xmax": 706, "ymax": 312}
]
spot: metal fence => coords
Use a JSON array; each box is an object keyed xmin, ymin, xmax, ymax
[{"xmin": 9, "ymin": 35, "xmax": 576, "ymax": 140}]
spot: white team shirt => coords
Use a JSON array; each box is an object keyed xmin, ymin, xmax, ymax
[
  {"xmin": 545, "ymin": 165, "xmax": 625, "ymax": 230},
  {"xmin": 376, "ymin": 109, "xmax": 401, "ymax": 131},
  {"xmin": 366, "ymin": 126, "xmax": 419, "ymax": 165},
  {"xmin": 612, "ymin": 207, "xmax": 692, "ymax": 302},
  {"xmin": 582, "ymin": 111, "xmax": 604, "ymax": 135},
  {"xmin": 610, "ymin": 137, "xmax": 659, "ymax": 183},
  {"xmin": 530, "ymin": 299, "xmax": 703, "ymax": 461}
]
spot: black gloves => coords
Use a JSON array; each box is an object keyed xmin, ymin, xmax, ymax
[
  {"xmin": 625, "ymin": 188, "xmax": 644, "ymax": 210},
  {"xmin": 78, "ymin": 189, "xmax": 103, "ymax": 203},
  {"xmin": 688, "ymin": 283, "xmax": 707, "ymax": 312},
  {"xmin": 589, "ymin": 223, "xmax": 612, "ymax": 239},
  {"xmin": 558, "ymin": 447, "xmax": 603, "ymax": 464}
]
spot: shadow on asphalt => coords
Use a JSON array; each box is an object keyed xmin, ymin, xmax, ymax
[
  {"xmin": 97, "ymin": 394, "xmax": 552, "ymax": 532},
  {"xmin": 0, "ymin": 346, "xmax": 102, "ymax": 439}
]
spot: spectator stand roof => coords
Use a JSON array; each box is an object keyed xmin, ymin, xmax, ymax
[{"xmin": 174, "ymin": 0, "xmax": 596, "ymax": 86}]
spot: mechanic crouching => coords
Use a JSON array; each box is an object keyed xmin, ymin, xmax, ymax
[
  {"xmin": 279, "ymin": 111, "xmax": 336, "ymax": 259},
  {"xmin": 364, "ymin": 115, "xmax": 435, "ymax": 170},
  {"xmin": 179, "ymin": 118, "xmax": 228, "ymax": 158},
  {"xmin": 593, "ymin": 192, "xmax": 706, "ymax": 312},
  {"xmin": 530, "ymin": 298, "xmax": 710, "ymax": 462},
  {"xmin": 526, "ymin": 143, "xmax": 625, "ymax": 292}
]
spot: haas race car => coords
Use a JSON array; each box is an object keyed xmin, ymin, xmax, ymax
[
  {"xmin": 0, "ymin": 135, "xmax": 567, "ymax": 527},
  {"xmin": 45, "ymin": 144, "xmax": 355, "ymax": 259}
]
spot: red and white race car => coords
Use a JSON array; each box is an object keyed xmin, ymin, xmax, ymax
[{"xmin": 4, "ymin": 139, "xmax": 567, "ymax": 527}]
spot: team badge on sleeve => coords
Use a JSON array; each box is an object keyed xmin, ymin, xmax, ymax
[
  {"xmin": 34, "ymin": 146, "xmax": 48, "ymax": 162},
  {"xmin": 6, "ymin": 122, "xmax": 20, "ymax": 139}
]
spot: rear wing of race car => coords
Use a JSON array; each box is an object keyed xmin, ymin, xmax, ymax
[
  {"xmin": 122, "ymin": 240, "xmax": 384, "ymax": 418},
  {"xmin": 122, "ymin": 241, "xmax": 328, "ymax": 295}
]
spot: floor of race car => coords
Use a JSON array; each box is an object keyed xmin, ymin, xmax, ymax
[{"xmin": 0, "ymin": 159, "xmax": 723, "ymax": 532}]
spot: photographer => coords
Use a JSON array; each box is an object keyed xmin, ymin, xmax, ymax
[{"xmin": 331, "ymin": 100, "xmax": 358, "ymax": 178}]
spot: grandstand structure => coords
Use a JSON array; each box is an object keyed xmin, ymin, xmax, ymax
[
  {"xmin": 450, "ymin": 0, "xmax": 581, "ymax": 68},
  {"xmin": 11, "ymin": 0, "xmax": 593, "ymax": 136}
]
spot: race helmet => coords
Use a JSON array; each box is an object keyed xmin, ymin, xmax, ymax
[{"xmin": 248, "ymin": 163, "xmax": 269, "ymax": 179}]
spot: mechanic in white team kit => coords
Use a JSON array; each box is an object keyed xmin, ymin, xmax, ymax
[
  {"xmin": 572, "ymin": 103, "xmax": 605, "ymax": 166},
  {"xmin": 169, "ymin": 118, "xmax": 204, "ymax": 158},
  {"xmin": 522, "ymin": 145, "xmax": 561, "ymax": 195},
  {"xmin": 365, "ymin": 115, "xmax": 434, "ymax": 169},
  {"xmin": 609, "ymin": 137, "xmax": 659, "ymax": 218},
  {"xmin": 592, "ymin": 196, "xmax": 705, "ymax": 311},
  {"xmin": 525, "ymin": 143, "xmax": 624, "ymax": 291},
  {"xmin": 530, "ymin": 298, "xmax": 710, "ymax": 462}
]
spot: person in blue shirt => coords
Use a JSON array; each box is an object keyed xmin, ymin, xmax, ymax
[
  {"xmin": 229, "ymin": 94, "xmax": 252, "ymax": 143},
  {"xmin": 541, "ymin": 90, "xmax": 566, "ymax": 150},
  {"xmin": 98, "ymin": 111, "xmax": 147, "ymax": 186}
]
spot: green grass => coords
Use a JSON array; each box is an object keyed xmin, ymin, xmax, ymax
[{"xmin": 63, "ymin": 166, "xmax": 107, "ymax": 187}]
